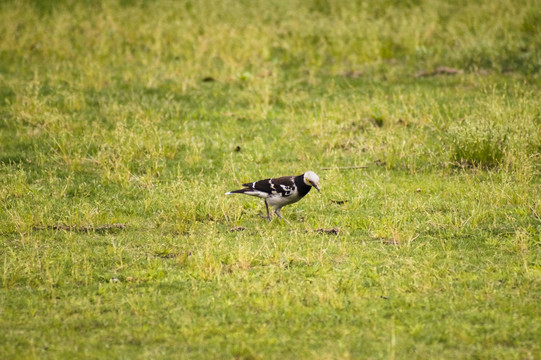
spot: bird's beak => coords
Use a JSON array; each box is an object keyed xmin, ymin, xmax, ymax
[{"xmin": 314, "ymin": 184, "xmax": 321, "ymax": 193}]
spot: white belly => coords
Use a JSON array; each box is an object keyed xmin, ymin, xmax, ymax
[{"xmin": 266, "ymin": 193, "xmax": 301, "ymax": 209}]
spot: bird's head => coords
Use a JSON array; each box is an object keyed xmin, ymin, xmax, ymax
[{"xmin": 303, "ymin": 171, "xmax": 321, "ymax": 192}]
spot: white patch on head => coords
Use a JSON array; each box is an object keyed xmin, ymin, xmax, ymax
[{"xmin": 303, "ymin": 171, "xmax": 320, "ymax": 187}]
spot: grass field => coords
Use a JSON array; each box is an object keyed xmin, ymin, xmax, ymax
[{"xmin": 1, "ymin": 0, "xmax": 540, "ymax": 358}]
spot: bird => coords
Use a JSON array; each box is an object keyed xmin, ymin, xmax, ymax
[{"xmin": 225, "ymin": 171, "xmax": 321, "ymax": 222}]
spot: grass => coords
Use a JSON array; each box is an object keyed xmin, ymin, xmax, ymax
[{"xmin": 1, "ymin": 0, "xmax": 540, "ymax": 358}]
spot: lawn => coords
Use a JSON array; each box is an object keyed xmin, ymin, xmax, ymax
[{"xmin": 0, "ymin": 0, "xmax": 540, "ymax": 359}]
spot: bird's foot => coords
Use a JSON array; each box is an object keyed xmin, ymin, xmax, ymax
[
  {"xmin": 280, "ymin": 217, "xmax": 291, "ymax": 225},
  {"xmin": 274, "ymin": 212, "xmax": 291, "ymax": 225},
  {"xmin": 257, "ymin": 214, "xmax": 271, "ymax": 222}
]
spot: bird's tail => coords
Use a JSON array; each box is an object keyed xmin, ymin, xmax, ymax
[{"xmin": 225, "ymin": 189, "xmax": 248, "ymax": 195}]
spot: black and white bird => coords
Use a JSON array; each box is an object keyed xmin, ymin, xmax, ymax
[{"xmin": 226, "ymin": 171, "xmax": 321, "ymax": 221}]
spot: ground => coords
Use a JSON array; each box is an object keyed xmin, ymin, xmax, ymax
[{"xmin": 0, "ymin": 0, "xmax": 540, "ymax": 359}]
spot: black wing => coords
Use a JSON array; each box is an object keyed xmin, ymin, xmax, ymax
[{"xmin": 243, "ymin": 176, "xmax": 296, "ymax": 196}]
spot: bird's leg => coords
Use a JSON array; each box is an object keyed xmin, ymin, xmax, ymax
[
  {"xmin": 258, "ymin": 199, "xmax": 271, "ymax": 222},
  {"xmin": 274, "ymin": 208, "xmax": 291, "ymax": 225},
  {"xmin": 265, "ymin": 200, "xmax": 271, "ymax": 221}
]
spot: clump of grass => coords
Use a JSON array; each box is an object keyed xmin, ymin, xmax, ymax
[
  {"xmin": 445, "ymin": 88, "xmax": 541, "ymax": 171},
  {"xmin": 448, "ymin": 118, "xmax": 507, "ymax": 168}
]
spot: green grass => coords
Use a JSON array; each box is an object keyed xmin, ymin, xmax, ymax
[{"xmin": 1, "ymin": 0, "xmax": 540, "ymax": 359}]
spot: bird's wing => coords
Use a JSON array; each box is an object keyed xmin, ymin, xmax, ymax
[{"xmin": 242, "ymin": 176, "xmax": 296, "ymax": 197}]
